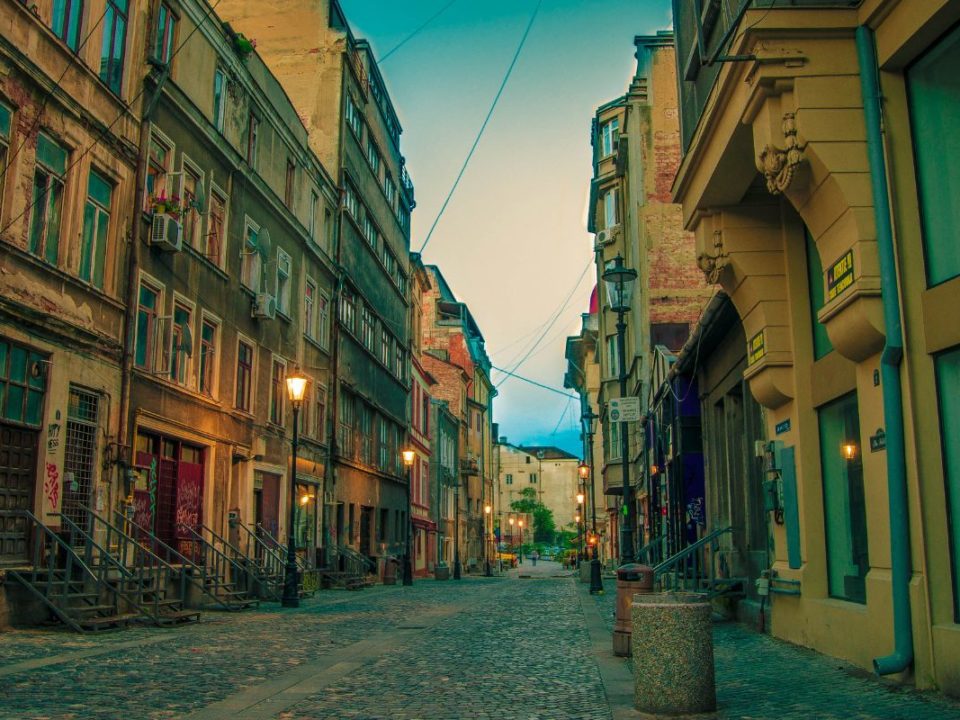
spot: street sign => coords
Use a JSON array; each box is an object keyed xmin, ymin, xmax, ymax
[{"xmin": 608, "ymin": 397, "xmax": 640, "ymax": 423}]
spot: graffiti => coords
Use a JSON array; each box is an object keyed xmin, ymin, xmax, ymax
[
  {"xmin": 686, "ymin": 497, "xmax": 705, "ymax": 528},
  {"xmin": 44, "ymin": 462, "xmax": 60, "ymax": 508},
  {"xmin": 148, "ymin": 458, "xmax": 158, "ymax": 523},
  {"xmin": 46, "ymin": 423, "xmax": 61, "ymax": 454},
  {"xmin": 133, "ymin": 491, "xmax": 151, "ymax": 529},
  {"xmin": 175, "ymin": 478, "xmax": 202, "ymax": 529}
]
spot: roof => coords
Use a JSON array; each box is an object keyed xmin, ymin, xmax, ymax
[{"xmin": 516, "ymin": 445, "xmax": 579, "ymax": 461}]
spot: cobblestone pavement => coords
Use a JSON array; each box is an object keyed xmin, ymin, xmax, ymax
[
  {"xmin": 1, "ymin": 564, "xmax": 959, "ymax": 720},
  {"xmin": 590, "ymin": 589, "xmax": 960, "ymax": 720}
]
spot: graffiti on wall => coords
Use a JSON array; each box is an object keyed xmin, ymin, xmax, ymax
[
  {"xmin": 44, "ymin": 462, "xmax": 60, "ymax": 508},
  {"xmin": 46, "ymin": 423, "xmax": 61, "ymax": 454}
]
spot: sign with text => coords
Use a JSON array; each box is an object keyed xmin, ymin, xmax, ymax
[
  {"xmin": 608, "ymin": 397, "xmax": 640, "ymax": 423},
  {"xmin": 826, "ymin": 249, "xmax": 855, "ymax": 301},
  {"xmin": 747, "ymin": 331, "xmax": 766, "ymax": 366}
]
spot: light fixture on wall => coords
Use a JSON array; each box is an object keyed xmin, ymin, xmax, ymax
[{"xmin": 841, "ymin": 442, "xmax": 859, "ymax": 461}]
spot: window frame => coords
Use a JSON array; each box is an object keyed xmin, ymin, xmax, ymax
[
  {"xmin": 269, "ymin": 356, "xmax": 286, "ymax": 426},
  {"xmin": 205, "ymin": 181, "xmax": 228, "ymax": 268},
  {"xmin": 212, "ymin": 66, "xmax": 227, "ymax": 132},
  {"xmin": 28, "ymin": 131, "xmax": 69, "ymax": 266},
  {"xmin": 52, "ymin": 0, "xmax": 84, "ymax": 52},
  {"xmin": 134, "ymin": 275, "xmax": 164, "ymax": 371},
  {"xmin": 235, "ymin": 336, "xmax": 255, "ymax": 413},
  {"xmin": 198, "ymin": 312, "xmax": 220, "ymax": 398},
  {"xmin": 169, "ymin": 295, "xmax": 195, "ymax": 387},
  {"xmin": 155, "ymin": 1, "xmax": 177, "ymax": 65},
  {"xmin": 241, "ymin": 216, "xmax": 262, "ymax": 292},
  {"xmin": 80, "ymin": 167, "xmax": 113, "ymax": 289},
  {"xmin": 276, "ymin": 248, "xmax": 292, "ymax": 316},
  {"xmin": 99, "ymin": 0, "xmax": 129, "ymax": 95},
  {"xmin": 179, "ymin": 155, "xmax": 203, "ymax": 251}
]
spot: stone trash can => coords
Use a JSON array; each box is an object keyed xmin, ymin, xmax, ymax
[
  {"xmin": 383, "ymin": 557, "xmax": 398, "ymax": 585},
  {"xmin": 434, "ymin": 563, "xmax": 450, "ymax": 581},
  {"xmin": 632, "ymin": 592, "xmax": 716, "ymax": 716},
  {"xmin": 579, "ymin": 559, "xmax": 592, "ymax": 583},
  {"xmin": 613, "ymin": 564, "xmax": 653, "ymax": 657}
]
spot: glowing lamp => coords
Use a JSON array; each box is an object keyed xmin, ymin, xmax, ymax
[
  {"xmin": 401, "ymin": 449, "xmax": 416, "ymax": 467},
  {"xmin": 285, "ymin": 373, "xmax": 308, "ymax": 406}
]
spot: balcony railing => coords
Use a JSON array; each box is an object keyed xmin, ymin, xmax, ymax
[{"xmin": 400, "ymin": 165, "xmax": 415, "ymax": 206}]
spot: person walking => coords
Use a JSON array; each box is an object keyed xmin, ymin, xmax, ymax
[{"xmin": 531, "ymin": 549, "xmax": 539, "ymax": 566}]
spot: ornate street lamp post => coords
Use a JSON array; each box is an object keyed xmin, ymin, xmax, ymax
[
  {"xmin": 484, "ymin": 504, "xmax": 493, "ymax": 576},
  {"xmin": 453, "ymin": 478, "xmax": 462, "ymax": 580},
  {"xmin": 576, "ymin": 491, "xmax": 585, "ymax": 565},
  {"xmin": 602, "ymin": 253, "xmax": 638, "ymax": 565},
  {"xmin": 518, "ymin": 518, "xmax": 525, "ymax": 564},
  {"xmin": 579, "ymin": 419, "xmax": 603, "ymax": 593},
  {"xmin": 401, "ymin": 449, "xmax": 415, "ymax": 586},
  {"xmin": 283, "ymin": 372, "xmax": 308, "ymax": 608},
  {"xmin": 508, "ymin": 516, "xmax": 516, "ymax": 566}
]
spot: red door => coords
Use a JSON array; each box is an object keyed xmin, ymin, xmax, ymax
[{"xmin": 258, "ymin": 472, "xmax": 280, "ymax": 539}]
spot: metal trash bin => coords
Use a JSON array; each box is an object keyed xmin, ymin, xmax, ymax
[
  {"xmin": 632, "ymin": 592, "xmax": 716, "ymax": 715},
  {"xmin": 613, "ymin": 564, "xmax": 653, "ymax": 656},
  {"xmin": 383, "ymin": 557, "xmax": 398, "ymax": 585}
]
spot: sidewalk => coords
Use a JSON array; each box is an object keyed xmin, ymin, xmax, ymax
[{"xmin": 583, "ymin": 584, "xmax": 960, "ymax": 719}]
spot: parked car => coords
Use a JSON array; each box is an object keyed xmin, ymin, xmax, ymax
[{"xmin": 497, "ymin": 552, "xmax": 519, "ymax": 568}]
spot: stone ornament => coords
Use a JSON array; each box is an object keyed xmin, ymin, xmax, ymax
[
  {"xmin": 757, "ymin": 112, "xmax": 807, "ymax": 195},
  {"xmin": 696, "ymin": 229, "xmax": 728, "ymax": 284}
]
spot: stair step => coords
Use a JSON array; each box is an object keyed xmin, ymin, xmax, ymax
[
  {"xmin": 66, "ymin": 603, "xmax": 118, "ymax": 615},
  {"xmin": 156, "ymin": 609, "xmax": 201, "ymax": 624},
  {"xmin": 77, "ymin": 613, "xmax": 138, "ymax": 630}
]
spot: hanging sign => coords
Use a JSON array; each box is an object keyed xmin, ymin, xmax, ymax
[
  {"xmin": 609, "ymin": 397, "xmax": 640, "ymax": 423},
  {"xmin": 775, "ymin": 419, "xmax": 791, "ymax": 435},
  {"xmin": 747, "ymin": 331, "xmax": 766, "ymax": 366},
  {"xmin": 826, "ymin": 249, "xmax": 855, "ymax": 301}
]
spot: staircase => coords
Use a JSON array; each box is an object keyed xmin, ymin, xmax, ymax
[
  {"xmin": 240, "ymin": 524, "xmax": 315, "ymax": 599},
  {"xmin": 6, "ymin": 511, "xmax": 137, "ymax": 632},
  {"xmin": 176, "ymin": 523, "xmax": 261, "ymax": 610},
  {"xmin": 321, "ymin": 543, "xmax": 376, "ymax": 590},
  {"xmin": 652, "ymin": 526, "xmax": 747, "ymax": 599}
]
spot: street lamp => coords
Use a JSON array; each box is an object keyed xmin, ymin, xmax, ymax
[
  {"xmin": 509, "ymin": 516, "xmax": 516, "ymax": 566},
  {"xmin": 283, "ymin": 371, "xmax": 308, "ymax": 608},
  {"xmin": 401, "ymin": 449, "xmax": 416, "ymax": 586},
  {"xmin": 453, "ymin": 478, "xmax": 462, "ymax": 580},
  {"xmin": 518, "ymin": 518, "xmax": 525, "ymax": 564},
  {"xmin": 602, "ymin": 253, "xmax": 638, "ymax": 565},
  {"xmin": 582, "ymin": 408, "xmax": 603, "ymax": 594},
  {"xmin": 536, "ymin": 449, "xmax": 545, "ymax": 506},
  {"xmin": 484, "ymin": 504, "xmax": 492, "ymax": 576}
]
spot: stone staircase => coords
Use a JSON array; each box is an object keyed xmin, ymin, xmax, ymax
[{"xmin": 646, "ymin": 526, "xmax": 747, "ymax": 600}]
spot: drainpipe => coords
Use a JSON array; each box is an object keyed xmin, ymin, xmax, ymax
[{"xmin": 856, "ymin": 26, "xmax": 913, "ymax": 677}]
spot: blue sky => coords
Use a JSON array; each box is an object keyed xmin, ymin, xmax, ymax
[{"xmin": 341, "ymin": 0, "xmax": 673, "ymax": 455}]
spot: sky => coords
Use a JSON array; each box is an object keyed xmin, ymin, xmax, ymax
[{"xmin": 340, "ymin": 0, "xmax": 673, "ymax": 456}]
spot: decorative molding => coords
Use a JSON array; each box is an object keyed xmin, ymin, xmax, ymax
[
  {"xmin": 756, "ymin": 112, "xmax": 807, "ymax": 195},
  {"xmin": 696, "ymin": 230, "xmax": 728, "ymax": 284}
]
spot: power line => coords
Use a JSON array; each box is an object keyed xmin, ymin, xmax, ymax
[
  {"xmin": 418, "ymin": 0, "xmax": 543, "ymax": 255},
  {"xmin": 0, "ymin": 5, "xmax": 111, "ymax": 185},
  {"xmin": 495, "ymin": 258, "xmax": 592, "ymax": 389},
  {"xmin": 0, "ymin": 0, "xmax": 225, "ymax": 238},
  {"xmin": 490, "ymin": 365, "xmax": 578, "ymax": 400},
  {"xmin": 377, "ymin": 0, "xmax": 458, "ymax": 64}
]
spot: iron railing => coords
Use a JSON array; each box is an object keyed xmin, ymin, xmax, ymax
[{"xmin": 653, "ymin": 525, "xmax": 734, "ymax": 594}]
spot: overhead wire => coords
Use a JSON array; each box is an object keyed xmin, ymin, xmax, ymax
[
  {"xmin": 417, "ymin": 0, "xmax": 543, "ymax": 255},
  {"xmin": 490, "ymin": 365, "xmax": 578, "ymax": 400},
  {"xmin": 0, "ymin": 0, "xmax": 226, "ymax": 238},
  {"xmin": 377, "ymin": 0, "xmax": 458, "ymax": 64}
]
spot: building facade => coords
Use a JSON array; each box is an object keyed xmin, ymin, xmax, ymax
[
  {"xmin": 670, "ymin": 0, "xmax": 960, "ymax": 693},
  {"xmin": 497, "ymin": 443, "xmax": 581, "ymax": 537}
]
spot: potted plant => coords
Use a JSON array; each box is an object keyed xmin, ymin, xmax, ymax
[
  {"xmin": 233, "ymin": 33, "xmax": 257, "ymax": 60},
  {"xmin": 150, "ymin": 191, "xmax": 182, "ymax": 219}
]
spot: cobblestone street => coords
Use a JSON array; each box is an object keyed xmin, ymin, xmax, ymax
[{"xmin": 1, "ymin": 562, "xmax": 959, "ymax": 719}]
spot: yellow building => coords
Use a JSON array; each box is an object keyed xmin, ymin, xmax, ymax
[
  {"xmin": 671, "ymin": 0, "xmax": 960, "ymax": 694},
  {"xmin": 497, "ymin": 443, "xmax": 581, "ymax": 535}
]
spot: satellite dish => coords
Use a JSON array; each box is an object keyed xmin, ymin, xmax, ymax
[
  {"xmin": 258, "ymin": 227, "xmax": 272, "ymax": 260},
  {"xmin": 191, "ymin": 179, "xmax": 207, "ymax": 215}
]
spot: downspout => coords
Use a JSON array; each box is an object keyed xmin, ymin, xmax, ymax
[{"xmin": 856, "ymin": 25, "xmax": 913, "ymax": 677}]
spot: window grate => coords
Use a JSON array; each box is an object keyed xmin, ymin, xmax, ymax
[{"xmin": 63, "ymin": 387, "xmax": 99, "ymax": 536}]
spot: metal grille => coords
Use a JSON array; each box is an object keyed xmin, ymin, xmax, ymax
[{"xmin": 62, "ymin": 387, "xmax": 99, "ymax": 535}]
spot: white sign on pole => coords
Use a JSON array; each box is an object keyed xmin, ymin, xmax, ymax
[{"xmin": 608, "ymin": 397, "xmax": 641, "ymax": 423}]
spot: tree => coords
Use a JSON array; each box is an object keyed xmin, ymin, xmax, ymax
[{"xmin": 510, "ymin": 487, "xmax": 557, "ymax": 544}]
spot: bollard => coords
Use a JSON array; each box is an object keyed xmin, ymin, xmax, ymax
[
  {"xmin": 613, "ymin": 563, "xmax": 653, "ymax": 657},
  {"xmin": 632, "ymin": 592, "xmax": 716, "ymax": 715}
]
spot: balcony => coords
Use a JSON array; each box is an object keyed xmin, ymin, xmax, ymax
[
  {"xmin": 460, "ymin": 456, "xmax": 479, "ymax": 476},
  {"xmin": 400, "ymin": 165, "xmax": 415, "ymax": 207}
]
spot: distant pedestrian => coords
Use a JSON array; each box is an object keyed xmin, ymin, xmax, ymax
[{"xmin": 531, "ymin": 550, "xmax": 539, "ymax": 566}]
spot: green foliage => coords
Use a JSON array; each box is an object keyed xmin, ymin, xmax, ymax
[{"xmin": 510, "ymin": 486, "xmax": 558, "ymax": 544}]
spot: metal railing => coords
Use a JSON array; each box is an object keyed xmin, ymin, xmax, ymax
[
  {"xmin": 178, "ymin": 522, "xmax": 261, "ymax": 602},
  {"xmin": 236, "ymin": 523, "xmax": 285, "ymax": 600},
  {"xmin": 653, "ymin": 526, "xmax": 734, "ymax": 593},
  {"xmin": 637, "ymin": 535, "xmax": 668, "ymax": 567}
]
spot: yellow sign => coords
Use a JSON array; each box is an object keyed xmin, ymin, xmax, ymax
[
  {"xmin": 826, "ymin": 249, "xmax": 855, "ymax": 301},
  {"xmin": 747, "ymin": 331, "xmax": 766, "ymax": 366}
]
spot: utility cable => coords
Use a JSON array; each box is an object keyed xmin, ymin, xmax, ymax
[
  {"xmin": 495, "ymin": 258, "xmax": 592, "ymax": 389},
  {"xmin": 490, "ymin": 365, "xmax": 579, "ymax": 401},
  {"xmin": 0, "ymin": 0, "xmax": 225, "ymax": 238},
  {"xmin": 0, "ymin": 4, "xmax": 111, "ymax": 185},
  {"xmin": 417, "ymin": 0, "xmax": 543, "ymax": 255},
  {"xmin": 377, "ymin": 0, "xmax": 458, "ymax": 64}
]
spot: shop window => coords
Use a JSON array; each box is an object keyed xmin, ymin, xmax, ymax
[
  {"xmin": 907, "ymin": 24, "xmax": 960, "ymax": 287},
  {"xmin": 99, "ymin": 0, "xmax": 128, "ymax": 94},
  {"xmin": 29, "ymin": 133, "xmax": 68, "ymax": 265},
  {"xmin": 80, "ymin": 169, "xmax": 112, "ymax": 289},
  {"xmin": 935, "ymin": 346, "xmax": 960, "ymax": 621},
  {"xmin": 805, "ymin": 229, "xmax": 833, "ymax": 359},
  {"xmin": 295, "ymin": 483, "xmax": 316, "ymax": 551},
  {"xmin": 818, "ymin": 392, "xmax": 868, "ymax": 604}
]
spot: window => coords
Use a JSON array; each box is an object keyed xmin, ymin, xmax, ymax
[
  {"xmin": 935, "ymin": 347, "xmax": 960, "ymax": 621},
  {"xmin": 378, "ymin": 417, "xmax": 389, "ymax": 469},
  {"xmin": 338, "ymin": 392, "xmax": 355, "ymax": 457},
  {"xmin": 394, "ymin": 343, "xmax": 404, "ymax": 379},
  {"xmin": 0, "ymin": 104, "xmax": 11, "ymax": 213},
  {"xmin": 324, "ymin": 207, "xmax": 334, "ymax": 250},
  {"xmin": 314, "ymin": 386, "xmax": 327, "ymax": 441},
  {"xmin": 135, "ymin": 281, "xmax": 161, "ymax": 370},
  {"xmin": 380, "ymin": 329, "xmax": 390, "ymax": 367},
  {"xmin": 284, "ymin": 159, "xmax": 295, "ymax": 208},
  {"xmin": 361, "ymin": 306, "xmax": 375, "ymax": 349},
  {"xmin": 304, "ymin": 278, "xmax": 316, "ymax": 340},
  {"xmin": 382, "ymin": 247, "xmax": 396, "ymax": 278},
  {"xmin": 505, "ymin": 474, "xmax": 513, "ymax": 485},
  {"xmin": 360, "ymin": 404, "xmax": 373, "ymax": 465},
  {"xmin": 819, "ymin": 392, "xmax": 868, "ymax": 604},
  {"xmin": 145, "ymin": 130, "xmax": 172, "ymax": 209},
  {"xmin": 345, "ymin": 95, "xmax": 362, "ymax": 137},
  {"xmin": 246, "ymin": 113, "xmax": 259, "ymax": 168},
  {"xmin": 606, "ymin": 335, "xmax": 620, "ymax": 377},
  {"xmin": 0, "ymin": 340, "xmax": 46, "ymax": 427},
  {"xmin": 276, "ymin": 249, "xmax": 291, "ymax": 315},
  {"xmin": 170, "ymin": 302, "xmax": 192, "ymax": 386},
  {"xmin": 99, "ymin": 0, "xmax": 128, "ymax": 94},
  {"xmin": 339, "ymin": 289, "xmax": 356, "ymax": 334},
  {"xmin": 805, "ymin": 228, "xmax": 833, "ymax": 359},
  {"xmin": 600, "ymin": 118, "xmax": 620, "ymax": 157},
  {"xmin": 907, "ymin": 24, "xmax": 960, "ymax": 287},
  {"xmin": 198, "ymin": 317, "xmax": 218, "ymax": 396},
  {"xmin": 241, "ymin": 220, "xmax": 262, "ymax": 291},
  {"xmin": 607, "ymin": 420, "xmax": 621, "ymax": 460},
  {"xmin": 213, "ymin": 67, "xmax": 226, "ymax": 132},
  {"xmin": 29, "ymin": 132, "xmax": 68, "ymax": 265},
  {"xmin": 366, "ymin": 139, "xmax": 381, "ymax": 177},
  {"xmin": 52, "ymin": 0, "xmax": 83, "ymax": 51},
  {"xmin": 362, "ymin": 213, "xmax": 378, "ymax": 248},
  {"xmin": 155, "ymin": 2, "xmax": 176, "ymax": 64},
  {"xmin": 602, "ymin": 187, "xmax": 619, "ymax": 228},
  {"xmin": 399, "ymin": 205, "xmax": 410, "ymax": 235},
  {"xmin": 80, "ymin": 170, "xmax": 112, "ymax": 289},
  {"xmin": 309, "ymin": 191, "xmax": 319, "ymax": 241},
  {"xmin": 317, "ymin": 291, "xmax": 330, "ymax": 348},
  {"xmin": 344, "ymin": 183, "xmax": 359, "ymax": 219},
  {"xmin": 384, "ymin": 175, "xmax": 396, "ymax": 208},
  {"xmin": 269, "ymin": 358, "xmax": 285, "ymax": 424},
  {"xmin": 529, "ymin": 473, "xmax": 537, "ymax": 484},
  {"xmin": 235, "ymin": 339, "xmax": 254, "ymax": 411},
  {"xmin": 180, "ymin": 161, "xmax": 202, "ymax": 249},
  {"xmin": 205, "ymin": 185, "xmax": 227, "ymax": 266},
  {"xmin": 62, "ymin": 386, "xmax": 99, "ymax": 530}
]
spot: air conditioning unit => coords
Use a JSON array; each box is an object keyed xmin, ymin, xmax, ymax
[
  {"xmin": 594, "ymin": 225, "xmax": 621, "ymax": 249},
  {"xmin": 252, "ymin": 293, "xmax": 276, "ymax": 320},
  {"xmin": 150, "ymin": 213, "xmax": 183, "ymax": 252}
]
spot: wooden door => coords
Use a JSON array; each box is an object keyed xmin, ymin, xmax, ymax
[
  {"xmin": 0, "ymin": 424, "xmax": 38, "ymax": 562},
  {"xmin": 259, "ymin": 473, "xmax": 280, "ymax": 539}
]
